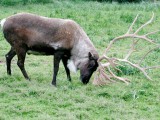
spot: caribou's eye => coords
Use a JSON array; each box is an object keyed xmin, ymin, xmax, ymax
[
  {"xmin": 89, "ymin": 64, "xmax": 94, "ymax": 69},
  {"xmin": 88, "ymin": 61, "xmax": 96, "ymax": 69}
]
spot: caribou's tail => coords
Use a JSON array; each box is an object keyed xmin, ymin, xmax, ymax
[{"xmin": 0, "ymin": 18, "xmax": 6, "ymax": 29}]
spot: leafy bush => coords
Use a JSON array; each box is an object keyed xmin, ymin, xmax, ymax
[
  {"xmin": 81, "ymin": 0, "xmax": 146, "ymax": 3},
  {"xmin": 0, "ymin": 0, "xmax": 21, "ymax": 6},
  {"xmin": 0, "ymin": 0, "xmax": 149, "ymax": 6},
  {"xmin": 0, "ymin": 0, "xmax": 52, "ymax": 6},
  {"xmin": 116, "ymin": 0, "xmax": 144, "ymax": 3}
]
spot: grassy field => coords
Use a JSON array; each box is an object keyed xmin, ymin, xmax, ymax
[{"xmin": 0, "ymin": 1, "xmax": 160, "ymax": 120}]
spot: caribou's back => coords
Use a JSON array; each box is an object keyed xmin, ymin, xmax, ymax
[{"xmin": 3, "ymin": 13, "xmax": 81, "ymax": 54}]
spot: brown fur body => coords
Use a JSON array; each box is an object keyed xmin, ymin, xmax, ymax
[{"xmin": 3, "ymin": 13, "xmax": 78, "ymax": 54}]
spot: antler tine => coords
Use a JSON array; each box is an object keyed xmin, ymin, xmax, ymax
[
  {"xmin": 114, "ymin": 58, "xmax": 152, "ymax": 80},
  {"xmin": 134, "ymin": 12, "xmax": 154, "ymax": 34},
  {"xmin": 126, "ymin": 14, "xmax": 139, "ymax": 34},
  {"xmin": 124, "ymin": 39, "xmax": 139, "ymax": 60},
  {"xmin": 144, "ymin": 30, "xmax": 160, "ymax": 36},
  {"xmin": 104, "ymin": 33, "xmax": 156, "ymax": 57},
  {"xmin": 93, "ymin": 67, "xmax": 114, "ymax": 85},
  {"xmin": 106, "ymin": 66, "xmax": 129, "ymax": 84},
  {"xmin": 104, "ymin": 35, "xmax": 128, "ymax": 54},
  {"xmin": 138, "ymin": 45, "xmax": 160, "ymax": 65},
  {"xmin": 135, "ymin": 35, "xmax": 156, "ymax": 44},
  {"xmin": 145, "ymin": 65, "xmax": 160, "ymax": 70}
]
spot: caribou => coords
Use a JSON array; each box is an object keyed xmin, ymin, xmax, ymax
[{"xmin": 0, "ymin": 13, "xmax": 99, "ymax": 86}]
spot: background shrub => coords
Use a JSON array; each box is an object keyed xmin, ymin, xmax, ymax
[
  {"xmin": 116, "ymin": 0, "xmax": 145, "ymax": 3},
  {"xmin": 0, "ymin": 0, "xmax": 152, "ymax": 6},
  {"xmin": 0, "ymin": 0, "xmax": 52, "ymax": 6},
  {"xmin": 94, "ymin": 0, "xmax": 148, "ymax": 3}
]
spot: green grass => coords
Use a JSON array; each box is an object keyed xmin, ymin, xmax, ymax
[{"xmin": 0, "ymin": 1, "xmax": 160, "ymax": 120}]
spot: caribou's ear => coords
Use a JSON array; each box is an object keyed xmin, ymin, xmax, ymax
[{"xmin": 88, "ymin": 52, "xmax": 93, "ymax": 60}]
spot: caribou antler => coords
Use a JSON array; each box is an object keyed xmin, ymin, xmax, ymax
[{"xmin": 93, "ymin": 13, "xmax": 160, "ymax": 85}]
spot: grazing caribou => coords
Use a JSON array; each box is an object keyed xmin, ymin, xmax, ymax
[{"xmin": 0, "ymin": 13, "xmax": 99, "ymax": 86}]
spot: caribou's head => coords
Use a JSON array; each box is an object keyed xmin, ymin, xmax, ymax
[{"xmin": 80, "ymin": 52, "xmax": 99, "ymax": 84}]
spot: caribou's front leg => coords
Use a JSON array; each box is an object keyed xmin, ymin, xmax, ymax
[
  {"xmin": 62, "ymin": 56, "xmax": 71, "ymax": 81},
  {"xmin": 52, "ymin": 52, "xmax": 63, "ymax": 86}
]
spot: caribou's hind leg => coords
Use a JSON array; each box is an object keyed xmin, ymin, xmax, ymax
[
  {"xmin": 62, "ymin": 56, "xmax": 71, "ymax": 81},
  {"xmin": 5, "ymin": 47, "xmax": 16, "ymax": 75},
  {"xmin": 16, "ymin": 47, "xmax": 30, "ymax": 80}
]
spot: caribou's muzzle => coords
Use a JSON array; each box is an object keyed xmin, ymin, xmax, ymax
[{"xmin": 80, "ymin": 73, "xmax": 93, "ymax": 84}]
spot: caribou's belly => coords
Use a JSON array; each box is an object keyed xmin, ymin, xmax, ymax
[
  {"xmin": 27, "ymin": 50, "xmax": 47, "ymax": 55},
  {"xmin": 27, "ymin": 45, "xmax": 55, "ymax": 55}
]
